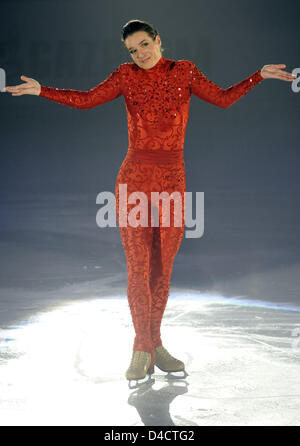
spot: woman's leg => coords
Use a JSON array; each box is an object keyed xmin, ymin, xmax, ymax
[
  {"xmin": 149, "ymin": 170, "xmax": 186, "ymax": 349},
  {"xmin": 118, "ymin": 224, "xmax": 155, "ymax": 366},
  {"xmin": 149, "ymin": 224, "xmax": 184, "ymax": 349}
]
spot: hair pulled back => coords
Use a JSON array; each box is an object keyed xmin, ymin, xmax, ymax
[{"xmin": 121, "ymin": 19, "xmax": 165, "ymax": 53}]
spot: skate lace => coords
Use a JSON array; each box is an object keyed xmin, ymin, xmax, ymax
[
  {"xmin": 131, "ymin": 351, "xmax": 148, "ymax": 367},
  {"xmin": 131, "ymin": 352, "xmax": 140, "ymax": 366},
  {"xmin": 158, "ymin": 347, "xmax": 176, "ymax": 361}
]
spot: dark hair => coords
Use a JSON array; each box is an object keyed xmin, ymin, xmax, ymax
[{"xmin": 121, "ymin": 19, "xmax": 165, "ymax": 54}]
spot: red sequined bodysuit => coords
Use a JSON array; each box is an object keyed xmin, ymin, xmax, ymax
[{"xmin": 39, "ymin": 55, "xmax": 264, "ymax": 368}]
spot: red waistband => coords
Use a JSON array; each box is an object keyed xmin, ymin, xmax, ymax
[{"xmin": 126, "ymin": 148, "xmax": 184, "ymax": 164}]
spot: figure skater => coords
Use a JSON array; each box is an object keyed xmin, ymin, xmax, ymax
[{"xmin": 5, "ymin": 19, "xmax": 295, "ymax": 386}]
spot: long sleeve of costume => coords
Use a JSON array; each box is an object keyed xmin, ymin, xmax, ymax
[
  {"xmin": 190, "ymin": 61, "xmax": 264, "ymax": 109},
  {"xmin": 38, "ymin": 65, "xmax": 123, "ymax": 109}
]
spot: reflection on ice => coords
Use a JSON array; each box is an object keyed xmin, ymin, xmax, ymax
[{"xmin": 0, "ymin": 291, "xmax": 300, "ymax": 426}]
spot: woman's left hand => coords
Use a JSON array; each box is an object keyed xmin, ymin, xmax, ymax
[{"xmin": 260, "ymin": 64, "xmax": 296, "ymax": 81}]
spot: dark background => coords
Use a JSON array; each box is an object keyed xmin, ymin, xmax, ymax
[{"xmin": 0, "ymin": 0, "xmax": 299, "ymax": 325}]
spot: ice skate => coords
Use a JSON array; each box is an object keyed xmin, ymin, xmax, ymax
[
  {"xmin": 126, "ymin": 351, "xmax": 154, "ymax": 388},
  {"xmin": 154, "ymin": 346, "xmax": 188, "ymax": 378}
]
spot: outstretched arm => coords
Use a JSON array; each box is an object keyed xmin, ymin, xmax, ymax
[
  {"xmin": 5, "ymin": 65, "xmax": 123, "ymax": 110},
  {"xmin": 189, "ymin": 62, "xmax": 295, "ymax": 109}
]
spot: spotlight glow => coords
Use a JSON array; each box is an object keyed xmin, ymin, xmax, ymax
[{"xmin": 0, "ymin": 293, "xmax": 299, "ymax": 426}]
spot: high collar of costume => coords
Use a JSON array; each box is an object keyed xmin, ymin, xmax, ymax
[{"xmin": 138, "ymin": 55, "xmax": 168, "ymax": 73}]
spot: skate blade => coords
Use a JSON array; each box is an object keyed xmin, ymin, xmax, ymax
[
  {"xmin": 128, "ymin": 374, "xmax": 155, "ymax": 389},
  {"xmin": 165, "ymin": 370, "xmax": 189, "ymax": 380},
  {"xmin": 155, "ymin": 369, "xmax": 189, "ymax": 380}
]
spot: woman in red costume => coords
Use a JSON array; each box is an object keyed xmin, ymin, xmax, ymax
[{"xmin": 6, "ymin": 19, "xmax": 296, "ymax": 385}]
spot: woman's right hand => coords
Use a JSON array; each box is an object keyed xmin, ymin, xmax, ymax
[{"xmin": 5, "ymin": 75, "xmax": 41, "ymax": 96}]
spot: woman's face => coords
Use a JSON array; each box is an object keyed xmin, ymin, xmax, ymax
[{"xmin": 124, "ymin": 30, "xmax": 162, "ymax": 69}]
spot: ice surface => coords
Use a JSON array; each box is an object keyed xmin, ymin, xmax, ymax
[{"xmin": 0, "ymin": 290, "xmax": 299, "ymax": 426}]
